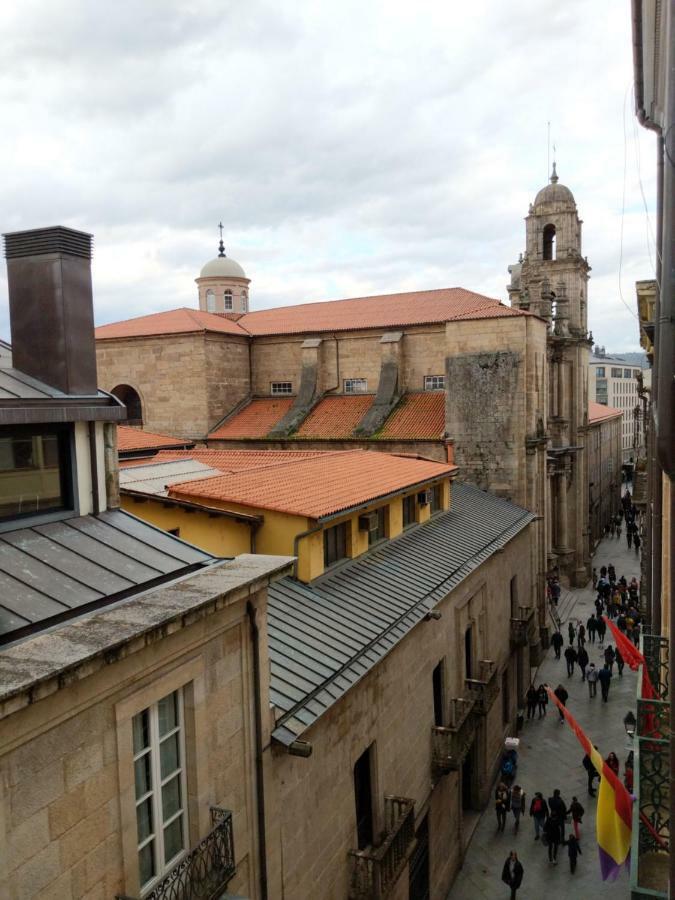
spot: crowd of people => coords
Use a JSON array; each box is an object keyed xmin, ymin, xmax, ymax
[{"xmin": 605, "ymin": 489, "xmax": 642, "ymax": 554}]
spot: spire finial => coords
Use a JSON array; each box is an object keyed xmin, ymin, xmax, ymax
[
  {"xmin": 217, "ymin": 221, "xmax": 226, "ymax": 257},
  {"xmin": 550, "ymin": 160, "xmax": 558, "ymax": 184}
]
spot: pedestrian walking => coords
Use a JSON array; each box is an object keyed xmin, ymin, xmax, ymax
[
  {"xmin": 547, "ymin": 789, "xmax": 568, "ymax": 843},
  {"xmin": 582, "ymin": 752, "xmax": 599, "ymax": 795},
  {"xmin": 543, "ymin": 815, "xmax": 561, "ymax": 864},
  {"xmin": 616, "ymin": 648, "xmax": 625, "ymax": 677},
  {"xmin": 526, "ymin": 685, "xmax": 537, "ymax": 719},
  {"xmin": 604, "ymin": 645, "xmax": 616, "ymax": 673},
  {"xmin": 592, "ymin": 567, "xmax": 598, "ymax": 589},
  {"xmin": 634, "ymin": 532, "xmax": 641, "ymax": 554},
  {"xmin": 587, "ymin": 614, "xmax": 597, "ymax": 644},
  {"xmin": 627, "ymin": 527, "xmax": 633, "ymax": 549},
  {"xmin": 569, "ymin": 797, "xmax": 584, "ymax": 840},
  {"xmin": 553, "ymin": 684, "xmax": 568, "ymax": 721},
  {"xmin": 510, "ymin": 785, "xmax": 525, "ymax": 833},
  {"xmin": 501, "ymin": 851, "xmax": 524, "ymax": 899},
  {"xmin": 594, "ymin": 596, "xmax": 604, "ymax": 618},
  {"xmin": 577, "ymin": 623, "xmax": 586, "ymax": 648},
  {"xmin": 577, "ymin": 646, "xmax": 589, "ymax": 681},
  {"xmin": 564, "ymin": 645, "xmax": 577, "ymax": 678},
  {"xmin": 529, "ymin": 792, "xmax": 548, "ymax": 840},
  {"xmin": 495, "ymin": 782, "xmax": 511, "ymax": 832},
  {"xmin": 568, "ymin": 621, "xmax": 576, "ymax": 646},
  {"xmin": 606, "ymin": 752, "xmax": 619, "ymax": 776},
  {"xmin": 608, "ymin": 563, "xmax": 616, "ymax": 583},
  {"xmin": 587, "ymin": 663, "xmax": 598, "ymax": 698},
  {"xmin": 551, "ymin": 630, "xmax": 564, "ymax": 659},
  {"xmin": 567, "ymin": 835, "xmax": 582, "ymax": 873},
  {"xmin": 536, "ymin": 684, "xmax": 548, "ymax": 718},
  {"xmin": 598, "ymin": 664, "xmax": 613, "ymax": 702},
  {"xmin": 597, "ymin": 617, "xmax": 607, "ymax": 646}
]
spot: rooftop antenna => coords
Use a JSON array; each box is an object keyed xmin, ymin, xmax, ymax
[{"xmin": 217, "ymin": 221, "xmax": 226, "ymax": 257}]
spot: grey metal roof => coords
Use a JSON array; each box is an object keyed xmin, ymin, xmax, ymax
[
  {"xmin": 268, "ymin": 482, "xmax": 535, "ymax": 745},
  {"xmin": 0, "ymin": 365, "xmax": 125, "ymax": 423},
  {"xmin": 0, "ymin": 508, "xmax": 214, "ymax": 643},
  {"xmin": 119, "ymin": 459, "xmax": 223, "ymax": 496}
]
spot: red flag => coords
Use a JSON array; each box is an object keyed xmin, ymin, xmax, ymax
[{"xmin": 602, "ymin": 616, "xmax": 655, "ymax": 699}]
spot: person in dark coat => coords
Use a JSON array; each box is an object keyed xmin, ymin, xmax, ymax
[
  {"xmin": 569, "ymin": 796, "xmax": 585, "ymax": 840},
  {"xmin": 529, "ymin": 792, "xmax": 548, "ymax": 840},
  {"xmin": 598, "ymin": 664, "xmax": 613, "ymax": 702},
  {"xmin": 551, "ymin": 630, "xmax": 564, "ymax": 659},
  {"xmin": 536, "ymin": 684, "xmax": 548, "ymax": 718},
  {"xmin": 553, "ymin": 684, "xmax": 568, "ymax": 721},
  {"xmin": 577, "ymin": 646, "xmax": 589, "ymax": 681},
  {"xmin": 567, "ymin": 834, "xmax": 582, "ymax": 873},
  {"xmin": 634, "ymin": 532, "xmax": 641, "ymax": 553},
  {"xmin": 587, "ymin": 614, "xmax": 597, "ymax": 644},
  {"xmin": 495, "ymin": 782, "xmax": 511, "ymax": 832},
  {"xmin": 501, "ymin": 851, "xmax": 524, "ymax": 899},
  {"xmin": 597, "ymin": 617, "xmax": 607, "ymax": 646},
  {"xmin": 526, "ymin": 685, "xmax": 538, "ymax": 719},
  {"xmin": 604, "ymin": 645, "xmax": 616, "ymax": 672},
  {"xmin": 547, "ymin": 788, "xmax": 568, "ymax": 842},
  {"xmin": 568, "ymin": 621, "xmax": 576, "ymax": 645},
  {"xmin": 564, "ymin": 645, "xmax": 577, "ymax": 678},
  {"xmin": 616, "ymin": 647, "xmax": 625, "ymax": 676},
  {"xmin": 577, "ymin": 623, "xmax": 586, "ymax": 648},
  {"xmin": 543, "ymin": 815, "xmax": 561, "ymax": 864},
  {"xmin": 583, "ymin": 752, "xmax": 599, "ymax": 795}
]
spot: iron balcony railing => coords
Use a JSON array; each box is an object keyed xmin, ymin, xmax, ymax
[
  {"xmin": 510, "ymin": 606, "xmax": 535, "ymax": 648},
  {"xmin": 117, "ymin": 807, "xmax": 235, "ymax": 900},
  {"xmin": 465, "ymin": 659, "xmax": 499, "ymax": 715},
  {"xmin": 431, "ymin": 696, "xmax": 476, "ymax": 775},
  {"xmin": 630, "ymin": 634, "xmax": 670, "ymax": 899},
  {"xmin": 348, "ymin": 796, "xmax": 416, "ymax": 900}
]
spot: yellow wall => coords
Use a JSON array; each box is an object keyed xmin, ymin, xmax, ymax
[{"xmin": 120, "ymin": 495, "xmax": 253, "ymax": 557}]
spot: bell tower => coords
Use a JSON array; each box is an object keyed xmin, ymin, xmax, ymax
[{"xmin": 508, "ymin": 164, "xmax": 593, "ymax": 586}]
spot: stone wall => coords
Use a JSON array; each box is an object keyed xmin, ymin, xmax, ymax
[
  {"xmin": 206, "ymin": 436, "xmax": 451, "ymax": 462},
  {"xmin": 269, "ymin": 526, "xmax": 533, "ymax": 900},
  {"xmin": 586, "ymin": 414, "xmax": 622, "ymax": 548}
]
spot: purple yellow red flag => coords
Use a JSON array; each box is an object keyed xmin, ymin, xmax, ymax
[
  {"xmin": 602, "ymin": 616, "xmax": 655, "ymax": 699},
  {"xmin": 546, "ymin": 686, "xmax": 632, "ymax": 880}
]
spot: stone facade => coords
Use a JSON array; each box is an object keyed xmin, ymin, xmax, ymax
[{"xmin": 586, "ymin": 409, "xmax": 622, "ymax": 548}]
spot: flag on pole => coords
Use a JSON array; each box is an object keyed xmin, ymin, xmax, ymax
[
  {"xmin": 602, "ymin": 616, "xmax": 656, "ymax": 699},
  {"xmin": 546, "ymin": 687, "xmax": 632, "ymax": 880}
]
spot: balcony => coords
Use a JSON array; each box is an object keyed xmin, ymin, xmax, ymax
[
  {"xmin": 348, "ymin": 796, "xmax": 416, "ymax": 900},
  {"xmin": 510, "ymin": 606, "xmax": 535, "ymax": 648},
  {"xmin": 117, "ymin": 807, "xmax": 235, "ymax": 900},
  {"xmin": 431, "ymin": 697, "xmax": 476, "ymax": 776},
  {"xmin": 465, "ymin": 659, "xmax": 499, "ymax": 715},
  {"xmin": 630, "ymin": 634, "xmax": 670, "ymax": 899}
]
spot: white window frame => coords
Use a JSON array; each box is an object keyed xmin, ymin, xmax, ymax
[
  {"xmin": 206, "ymin": 290, "xmax": 216, "ymax": 313},
  {"xmin": 224, "ymin": 290, "xmax": 233, "ymax": 311},
  {"xmin": 344, "ymin": 378, "xmax": 368, "ymax": 394},
  {"xmin": 424, "ymin": 375, "xmax": 445, "ymax": 391},
  {"xmin": 133, "ymin": 689, "xmax": 188, "ymax": 895},
  {"xmin": 271, "ymin": 382, "xmax": 293, "ymax": 396}
]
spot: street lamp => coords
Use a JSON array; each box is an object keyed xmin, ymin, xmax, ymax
[{"xmin": 624, "ymin": 710, "xmax": 637, "ymax": 742}]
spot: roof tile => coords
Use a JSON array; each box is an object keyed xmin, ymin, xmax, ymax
[
  {"xmin": 377, "ymin": 392, "xmax": 445, "ymax": 440},
  {"xmin": 588, "ymin": 401, "xmax": 622, "ymax": 423},
  {"xmin": 209, "ymin": 398, "xmax": 294, "ymax": 439},
  {"xmin": 117, "ymin": 425, "xmax": 194, "ymax": 452},
  {"xmin": 96, "ymin": 308, "xmax": 247, "ymax": 340},
  {"xmin": 296, "ymin": 395, "xmax": 374, "ymax": 438}
]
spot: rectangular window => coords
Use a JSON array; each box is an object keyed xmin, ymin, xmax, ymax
[
  {"xmin": 344, "ymin": 378, "xmax": 368, "ymax": 394},
  {"xmin": 430, "ymin": 483, "xmax": 443, "ymax": 513},
  {"xmin": 634, "ymin": 369, "xmax": 640, "ymax": 378},
  {"xmin": 354, "ymin": 746, "xmax": 374, "ymax": 850},
  {"xmin": 424, "ymin": 375, "xmax": 445, "ymax": 391},
  {"xmin": 368, "ymin": 506, "xmax": 387, "ymax": 546},
  {"xmin": 624, "ymin": 368, "xmax": 632, "ymax": 378},
  {"xmin": 611, "ymin": 368, "xmax": 623, "ymax": 378},
  {"xmin": 323, "ymin": 521, "xmax": 348, "ymax": 568},
  {"xmin": 270, "ymin": 382, "xmax": 293, "ymax": 396},
  {"xmin": 402, "ymin": 494, "xmax": 416, "ymax": 527},
  {"xmin": 510, "ymin": 575, "xmax": 518, "ymax": 616},
  {"xmin": 0, "ymin": 425, "xmax": 72, "ymax": 521},
  {"xmin": 595, "ymin": 367, "xmax": 605, "ymax": 377},
  {"xmin": 432, "ymin": 661, "xmax": 444, "ymax": 727},
  {"xmin": 133, "ymin": 690, "xmax": 187, "ymax": 893}
]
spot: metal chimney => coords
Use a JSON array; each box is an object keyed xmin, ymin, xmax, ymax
[{"xmin": 3, "ymin": 226, "xmax": 97, "ymax": 395}]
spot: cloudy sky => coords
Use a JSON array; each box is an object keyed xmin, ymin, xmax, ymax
[{"xmin": 0, "ymin": 0, "xmax": 657, "ymax": 351}]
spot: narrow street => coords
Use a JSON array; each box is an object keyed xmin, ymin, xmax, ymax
[{"xmin": 447, "ymin": 533, "xmax": 642, "ymax": 899}]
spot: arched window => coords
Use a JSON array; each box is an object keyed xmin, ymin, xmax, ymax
[
  {"xmin": 224, "ymin": 290, "xmax": 233, "ymax": 310},
  {"xmin": 241, "ymin": 289, "xmax": 248, "ymax": 312},
  {"xmin": 112, "ymin": 384, "xmax": 143, "ymax": 426},
  {"xmin": 543, "ymin": 224, "xmax": 556, "ymax": 260},
  {"xmin": 206, "ymin": 289, "xmax": 216, "ymax": 312}
]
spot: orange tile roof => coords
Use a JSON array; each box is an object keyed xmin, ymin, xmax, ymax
[
  {"xmin": 296, "ymin": 394, "xmax": 374, "ymax": 438},
  {"xmin": 169, "ymin": 449, "xmax": 457, "ymax": 519},
  {"xmin": 96, "ymin": 289, "xmax": 530, "ymax": 341},
  {"xmin": 152, "ymin": 448, "xmax": 328, "ymax": 471},
  {"xmin": 209, "ymin": 397, "xmax": 294, "ymax": 439},
  {"xmin": 117, "ymin": 425, "xmax": 194, "ymax": 452},
  {"xmin": 377, "ymin": 392, "xmax": 446, "ymax": 440},
  {"xmin": 96, "ymin": 308, "xmax": 247, "ymax": 340},
  {"xmin": 588, "ymin": 401, "xmax": 623, "ymax": 423}
]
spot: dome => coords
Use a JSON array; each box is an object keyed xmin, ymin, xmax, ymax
[
  {"xmin": 533, "ymin": 163, "xmax": 576, "ymax": 208},
  {"xmin": 200, "ymin": 255, "xmax": 246, "ymax": 278}
]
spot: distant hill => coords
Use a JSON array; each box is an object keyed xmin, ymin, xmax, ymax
[{"xmin": 607, "ymin": 351, "xmax": 649, "ymax": 368}]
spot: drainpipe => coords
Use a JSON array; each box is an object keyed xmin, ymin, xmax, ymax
[
  {"xmin": 246, "ymin": 601, "xmax": 268, "ymax": 900},
  {"xmin": 88, "ymin": 422, "xmax": 100, "ymax": 514}
]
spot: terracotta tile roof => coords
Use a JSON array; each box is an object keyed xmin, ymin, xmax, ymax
[
  {"xmin": 117, "ymin": 425, "xmax": 194, "ymax": 452},
  {"xmin": 295, "ymin": 395, "xmax": 374, "ymax": 438},
  {"xmin": 237, "ymin": 288, "xmax": 525, "ymax": 335},
  {"xmin": 377, "ymin": 392, "xmax": 446, "ymax": 439},
  {"xmin": 209, "ymin": 398, "xmax": 294, "ymax": 439},
  {"xmin": 588, "ymin": 401, "xmax": 623, "ymax": 423},
  {"xmin": 169, "ymin": 449, "xmax": 457, "ymax": 519},
  {"xmin": 151, "ymin": 448, "xmax": 328, "ymax": 471},
  {"xmin": 96, "ymin": 289, "xmax": 529, "ymax": 341},
  {"xmin": 96, "ymin": 308, "xmax": 247, "ymax": 340}
]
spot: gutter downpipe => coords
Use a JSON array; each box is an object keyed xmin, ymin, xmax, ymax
[
  {"xmin": 246, "ymin": 601, "xmax": 268, "ymax": 900},
  {"xmin": 88, "ymin": 421, "xmax": 100, "ymax": 514}
]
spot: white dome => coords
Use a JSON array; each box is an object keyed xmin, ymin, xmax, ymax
[{"xmin": 200, "ymin": 255, "xmax": 246, "ymax": 278}]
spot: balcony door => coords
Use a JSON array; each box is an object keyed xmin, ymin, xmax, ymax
[
  {"xmin": 354, "ymin": 746, "xmax": 374, "ymax": 850},
  {"xmin": 409, "ymin": 814, "xmax": 430, "ymax": 900}
]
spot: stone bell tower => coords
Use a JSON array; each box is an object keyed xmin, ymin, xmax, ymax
[{"xmin": 508, "ymin": 164, "xmax": 593, "ymax": 586}]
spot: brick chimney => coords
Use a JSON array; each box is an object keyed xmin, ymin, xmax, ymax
[{"xmin": 3, "ymin": 226, "xmax": 97, "ymax": 395}]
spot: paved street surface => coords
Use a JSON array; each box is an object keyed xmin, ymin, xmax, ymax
[{"xmin": 447, "ymin": 533, "xmax": 641, "ymax": 899}]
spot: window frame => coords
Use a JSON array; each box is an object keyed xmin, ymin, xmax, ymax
[
  {"xmin": 133, "ymin": 689, "xmax": 189, "ymax": 896},
  {"xmin": 595, "ymin": 367, "xmax": 605, "ymax": 377},
  {"xmin": 205, "ymin": 290, "xmax": 216, "ymax": 313},
  {"xmin": 424, "ymin": 375, "xmax": 445, "ymax": 391},
  {"xmin": 270, "ymin": 382, "xmax": 293, "ymax": 396},
  {"xmin": 344, "ymin": 378, "xmax": 368, "ymax": 394},
  {"xmin": 223, "ymin": 290, "xmax": 233, "ymax": 311},
  {"xmin": 367, "ymin": 506, "xmax": 387, "ymax": 546},
  {"xmin": 402, "ymin": 494, "xmax": 416, "ymax": 528},
  {"xmin": 323, "ymin": 521, "xmax": 348, "ymax": 568},
  {"xmin": 430, "ymin": 483, "xmax": 443, "ymax": 514}
]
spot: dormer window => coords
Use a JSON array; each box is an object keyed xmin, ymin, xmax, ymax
[
  {"xmin": 206, "ymin": 290, "xmax": 216, "ymax": 312},
  {"xmin": 224, "ymin": 290, "xmax": 233, "ymax": 311},
  {"xmin": 543, "ymin": 224, "xmax": 556, "ymax": 260},
  {"xmin": 271, "ymin": 382, "xmax": 293, "ymax": 396},
  {"xmin": 0, "ymin": 425, "xmax": 73, "ymax": 521}
]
